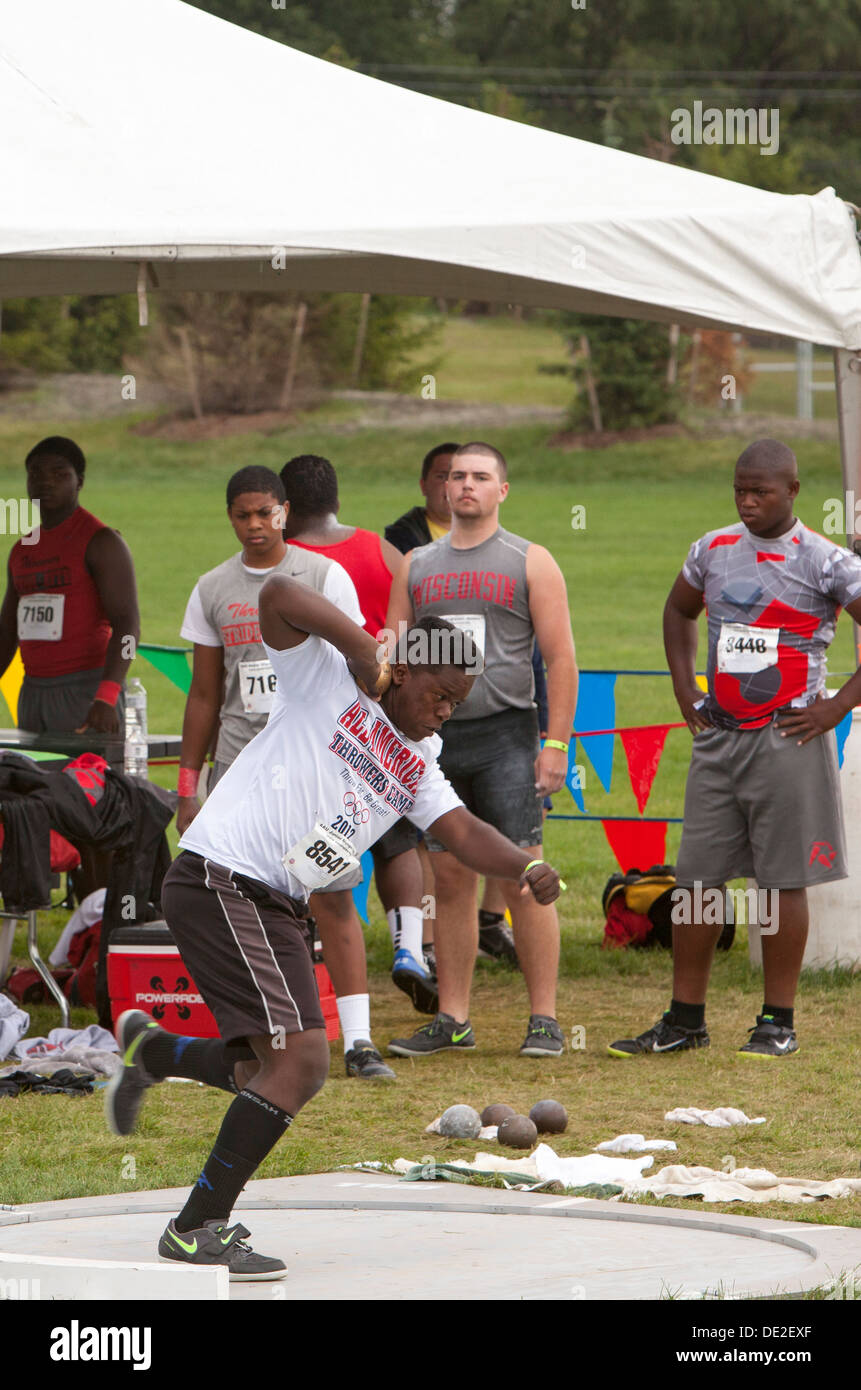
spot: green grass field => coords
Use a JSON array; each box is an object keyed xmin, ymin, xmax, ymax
[
  {"xmin": 0, "ymin": 323, "xmax": 858, "ymax": 1246},
  {"xmin": 399, "ymin": 313, "xmax": 837, "ymax": 420}
]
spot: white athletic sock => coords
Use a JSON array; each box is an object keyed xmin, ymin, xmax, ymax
[
  {"xmin": 337, "ymin": 993, "xmax": 371, "ymax": 1054},
  {"xmin": 387, "ymin": 906, "xmax": 423, "ymax": 960}
]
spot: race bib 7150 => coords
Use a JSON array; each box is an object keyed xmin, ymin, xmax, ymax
[{"xmin": 17, "ymin": 593, "xmax": 64, "ymax": 642}]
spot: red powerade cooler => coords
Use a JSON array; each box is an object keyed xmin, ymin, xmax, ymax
[{"xmin": 107, "ymin": 922, "xmax": 339, "ymax": 1041}]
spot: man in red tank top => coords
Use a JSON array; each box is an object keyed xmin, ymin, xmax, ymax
[
  {"xmin": 280, "ymin": 454, "xmax": 435, "ymax": 1041},
  {"xmin": 0, "ymin": 437, "xmax": 140, "ymax": 736}
]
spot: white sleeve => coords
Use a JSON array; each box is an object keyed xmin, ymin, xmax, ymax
[
  {"xmin": 265, "ymin": 633, "xmax": 351, "ymax": 702},
  {"xmin": 323, "ymin": 560, "xmax": 364, "ymax": 629},
  {"xmin": 180, "ymin": 583, "xmax": 222, "ymax": 647},
  {"xmin": 407, "ymin": 754, "xmax": 464, "ymax": 833}
]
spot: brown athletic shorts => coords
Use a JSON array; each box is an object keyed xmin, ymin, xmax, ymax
[{"xmin": 161, "ymin": 851, "xmax": 325, "ymax": 1046}]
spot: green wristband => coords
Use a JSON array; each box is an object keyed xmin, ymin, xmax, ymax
[
  {"xmin": 543, "ymin": 739, "xmax": 569, "ymax": 753},
  {"xmin": 523, "ymin": 859, "xmax": 567, "ymax": 891}
]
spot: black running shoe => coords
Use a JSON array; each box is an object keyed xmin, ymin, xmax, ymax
[
  {"xmin": 608, "ymin": 1012, "xmax": 710, "ymax": 1058},
  {"xmin": 387, "ymin": 1012, "xmax": 476, "ymax": 1057},
  {"xmin": 391, "ymin": 948, "xmax": 439, "ymax": 1015},
  {"xmin": 737, "ymin": 1015, "xmax": 799, "ymax": 1057},
  {"xmin": 158, "ymin": 1219, "xmax": 287, "ymax": 1282},
  {"xmin": 519, "ymin": 1014, "xmax": 564, "ymax": 1057},
  {"xmin": 345, "ymin": 1040, "xmax": 396, "ymax": 1079},
  {"xmin": 104, "ymin": 1010, "xmax": 162, "ymax": 1136},
  {"xmin": 478, "ymin": 920, "xmax": 520, "ymax": 969}
]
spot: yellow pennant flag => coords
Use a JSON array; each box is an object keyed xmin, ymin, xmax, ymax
[{"xmin": 0, "ymin": 647, "xmax": 25, "ymax": 725}]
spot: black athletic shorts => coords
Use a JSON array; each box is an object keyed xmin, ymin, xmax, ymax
[
  {"xmin": 424, "ymin": 707, "xmax": 544, "ymax": 852},
  {"xmin": 161, "ymin": 851, "xmax": 325, "ymax": 1046},
  {"xmin": 372, "ymin": 817, "xmax": 421, "ymax": 861}
]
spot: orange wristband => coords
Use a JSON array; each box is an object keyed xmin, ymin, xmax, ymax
[
  {"xmin": 178, "ymin": 767, "xmax": 200, "ymax": 797},
  {"xmin": 95, "ymin": 680, "xmax": 121, "ymax": 707}
]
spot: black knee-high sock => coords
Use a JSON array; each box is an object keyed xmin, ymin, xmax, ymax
[
  {"xmin": 141, "ymin": 1030, "xmax": 239, "ymax": 1093},
  {"xmin": 175, "ymin": 1089, "xmax": 293, "ymax": 1233}
]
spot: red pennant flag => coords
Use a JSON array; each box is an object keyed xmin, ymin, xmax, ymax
[
  {"xmin": 601, "ymin": 819, "xmax": 668, "ymax": 873},
  {"xmin": 619, "ymin": 724, "xmax": 671, "ymax": 813}
]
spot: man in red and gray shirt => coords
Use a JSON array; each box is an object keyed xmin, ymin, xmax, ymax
[
  {"xmin": 0, "ymin": 436, "xmax": 139, "ymax": 736},
  {"xmin": 609, "ymin": 438, "xmax": 861, "ymax": 1060}
]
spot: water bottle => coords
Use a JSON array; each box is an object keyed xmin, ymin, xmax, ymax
[
  {"xmin": 124, "ymin": 676, "xmax": 149, "ymax": 779},
  {"xmin": 125, "ymin": 677, "xmax": 148, "ymax": 740}
]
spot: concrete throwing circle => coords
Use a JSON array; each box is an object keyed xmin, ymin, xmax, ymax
[{"xmin": 0, "ymin": 1183, "xmax": 828, "ymax": 1300}]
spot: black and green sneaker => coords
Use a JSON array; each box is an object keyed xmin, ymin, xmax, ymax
[
  {"xmin": 387, "ymin": 1012, "xmax": 476, "ymax": 1057},
  {"xmin": 158, "ymin": 1219, "xmax": 287, "ymax": 1282},
  {"xmin": 519, "ymin": 1014, "xmax": 564, "ymax": 1057},
  {"xmin": 607, "ymin": 1012, "xmax": 709, "ymax": 1058},
  {"xmin": 737, "ymin": 1015, "xmax": 799, "ymax": 1057},
  {"xmin": 104, "ymin": 1010, "xmax": 162, "ymax": 1136},
  {"xmin": 345, "ymin": 1040, "xmax": 396, "ymax": 1080}
]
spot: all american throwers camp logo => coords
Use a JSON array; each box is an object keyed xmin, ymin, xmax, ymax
[{"xmin": 328, "ymin": 699, "xmax": 426, "ymax": 814}]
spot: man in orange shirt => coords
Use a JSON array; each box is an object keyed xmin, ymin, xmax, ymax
[{"xmin": 281, "ymin": 455, "xmax": 435, "ymax": 1060}]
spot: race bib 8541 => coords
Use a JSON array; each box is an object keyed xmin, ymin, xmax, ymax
[{"xmin": 282, "ymin": 821, "xmax": 360, "ymax": 891}]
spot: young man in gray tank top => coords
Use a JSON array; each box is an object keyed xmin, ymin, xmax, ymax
[
  {"xmin": 176, "ymin": 466, "xmax": 395, "ymax": 1080},
  {"xmin": 384, "ymin": 442, "xmax": 578, "ymax": 1057}
]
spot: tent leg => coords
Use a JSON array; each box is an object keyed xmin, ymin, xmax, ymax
[{"xmin": 834, "ymin": 348, "xmax": 861, "ymax": 664}]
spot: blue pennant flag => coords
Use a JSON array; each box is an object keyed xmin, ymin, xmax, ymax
[
  {"xmin": 836, "ymin": 709, "xmax": 853, "ymax": 768},
  {"xmin": 351, "ymin": 850, "xmax": 375, "ymax": 923},
  {"xmin": 574, "ymin": 672, "xmax": 617, "ymax": 793}
]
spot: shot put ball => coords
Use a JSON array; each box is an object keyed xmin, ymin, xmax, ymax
[
  {"xmin": 497, "ymin": 1114, "xmax": 538, "ymax": 1149},
  {"xmin": 439, "ymin": 1104, "xmax": 482, "ymax": 1139},
  {"xmin": 529, "ymin": 1099, "xmax": 568, "ymax": 1134},
  {"xmin": 481, "ymin": 1102, "xmax": 516, "ymax": 1127}
]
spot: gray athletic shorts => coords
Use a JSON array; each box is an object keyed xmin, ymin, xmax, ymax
[
  {"xmin": 18, "ymin": 666, "xmax": 126, "ymax": 735},
  {"xmin": 424, "ymin": 706, "xmax": 543, "ymax": 853},
  {"xmin": 675, "ymin": 718, "xmax": 847, "ymax": 890}
]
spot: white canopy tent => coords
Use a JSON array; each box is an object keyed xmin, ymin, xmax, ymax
[
  {"xmin": 1, "ymin": 0, "xmax": 860, "ymax": 523},
  {"xmin": 1, "ymin": 0, "xmax": 860, "ymax": 342}
]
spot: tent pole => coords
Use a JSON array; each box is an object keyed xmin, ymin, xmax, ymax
[{"xmin": 834, "ymin": 347, "xmax": 861, "ymax": 665}]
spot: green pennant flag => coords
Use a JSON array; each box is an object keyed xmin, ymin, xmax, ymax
[{"xmin": 138, "ymin": 645, "xmax": 192, "ymax": 694}]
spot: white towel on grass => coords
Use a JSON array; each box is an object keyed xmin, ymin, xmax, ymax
[
  {"xmin": 664, "ymin": 1106, "xmax": 766, "ymax": 1127},
  {"xmin": 595, "ymin": 1134, "xmax": 678, "ymax": 1154}
]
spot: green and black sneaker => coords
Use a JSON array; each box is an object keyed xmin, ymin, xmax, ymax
[
  {"xmin": 607, "ymin": 1012, "xmax": 709, "ymax": 1058},
  {"xmin": 158, "ymin": 1219, "xmax": 287, "ymax": 1282},
  {"xmin": 105, "ymin": 1010, "xmax": 162, "ymax": 1137},
  {"xmin": 737, "ymin": 1015, "xmax": 799, "ymax": 1057},
  {"xmin": 345, "ymin": 1040, "xmax": 396, "ymax": 1080},
  {"xmin": 519, "ymin": 1014, "xmax": 564, "ymax": 1057},
  {"xmin": 387, "ymin": 1012, "xmax": 476, "ymax": 1057}
]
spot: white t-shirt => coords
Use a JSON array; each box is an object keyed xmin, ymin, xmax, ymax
[
  {"xmin": 180, "ymin": 558, "xmax": 362, "ymax": 646},
  {"xmin": 180, "ymin": 635, "xmax": 463, "ymax": 900}
]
